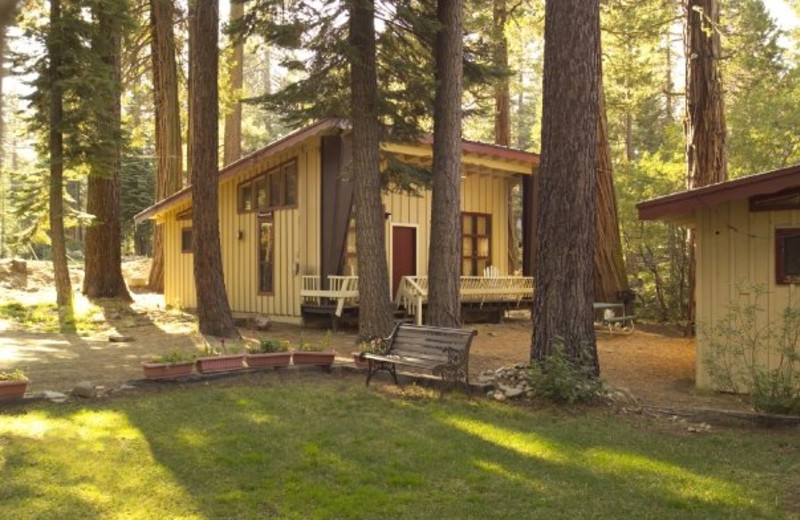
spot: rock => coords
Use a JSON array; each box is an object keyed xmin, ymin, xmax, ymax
[
  {"xmin": 254, "ymin": 315, "xmax": 271, "ymax": 331},
  {"xmin": 118, "ymin": 384, "xmax": 137, "ymax": 391},
  {"xmin": 514, "ymin": 362, "xmax": 527, "ymax": 370},
  {"xmin": 504, "ymin": 387, "xmax": 525, "ymax": 398},
  {"xmin": 108, "ymin": 335, "xmax": 134, "ymax": 343},
  {"xmin": 72, "ymin": 381, "xmax": 97, "ymax": 398},
  {"xmin": 493, "ymin": 392, "xmax": 507, "ymax": 402},
  {"xmin": 478, "ymin": 374, "xmax": 493, "ymax": 383},
  {"xmin": 43, "ymin": 391, "xmax": 68, "ymax": 402}
]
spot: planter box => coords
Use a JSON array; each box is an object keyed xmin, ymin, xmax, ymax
[
  {"xmin": 352, "ymin": 352, "xmax": 369, "ymax": 369},
  {"xmin": 292, "ymin": 351, "xmax": 336, "ymax": 368},
  {"xmin": 0, "ymin": 379, "xmax": 28, "ymax": 400},
  {"xmin": 246, "ymin": 352, "xmax": 291, "ymax": 369},
  {"xmin": 142, "ymin": 361, "xmax": 194, "ymax": 380},
  {"xmin": 196, "ymin": 354, "xmax": 246, "ymax": 374}
]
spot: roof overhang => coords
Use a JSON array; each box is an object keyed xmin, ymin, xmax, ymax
[
  {"xmin": 135, "ymin": 119, "xmax": 541, "ymax": 224},
  {"xmin": 637, "ymin": 163, "xmax": 800, "ymax": 222},
  {"xmin": 134, "ymin": 118, "xmax": 349, "ymax": 224}
]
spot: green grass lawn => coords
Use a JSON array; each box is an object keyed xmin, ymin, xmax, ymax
[{"xmin": 1, "ymin": 373, "xmax": 798, "ymax": 519}]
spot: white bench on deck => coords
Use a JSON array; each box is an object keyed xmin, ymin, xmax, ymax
[{"xmin": 301, "ymin": 275, "xmax": 359, "ymax": 317}]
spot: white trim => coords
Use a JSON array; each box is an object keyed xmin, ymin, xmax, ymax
[{"xmin": 389, "ymin": 223, "xmax": 420, "ymax": 299}]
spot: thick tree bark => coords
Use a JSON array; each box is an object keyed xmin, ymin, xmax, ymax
[
  {"xmin": 593, "ymin": 60, "xmax": 628, "ymax": 303},
  {"xmin": 348, "ymin": 0, "xmax": 394, "ymax": 339},
  {"xmin": 83, "ymin": 0, "xmax": 131, "ymax": 301},
  {"xmin": 685, "ymin": 0, "xmax": 727, "ymax": 331},
  {"xmin": 493, "ymin": 0, "xmax": 510, "ymax": 147},
  {"xmin": 531, "ymin": 0, "xmax": 599, "ymax": 373},
  {"xmin": 223, "ymin": 0, "xmax": 243, "ymax": 166},
  {"xmin": 189, "ymin": 0, "xmax": 238, "ymax": 338},
  {"xmin": 427, "ymin": 0, "xmax": 463, "ymax": 328},
  {"xmin": 148, "ymin": 0, "xmax": 183, "ymax": 292},
  {"xmin": 48, "ymin": 0, "xmax": 75, "ymax": 330}
]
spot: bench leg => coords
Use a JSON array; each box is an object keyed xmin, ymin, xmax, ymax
[{"xmin": 365, "ymin": 361, "xmax": 399, "ymax": 387}]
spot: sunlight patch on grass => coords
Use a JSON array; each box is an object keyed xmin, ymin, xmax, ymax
[
  {"xmin": 441, "ymin": 414, "xmax": 569, "ymax": 464},
  {"xmin": 0, "ymin": 408, "xmax": 203, "ymax": 520},
  {"xmin": 586, "ymin": 448, "xmax": 756, "ymax": 508},
  {"xmin": 473, "ymin": 459, "xmax": 549, "ymax": 492}
]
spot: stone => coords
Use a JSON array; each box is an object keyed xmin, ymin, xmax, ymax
[
  {"xmin": 254, "ymin": 315, "xmax": 271, "ymax": 331},
  {"xmin": 118, "ymin": 384, "xmax": 137, "ymax": 391},
  {"xmin": 504, "ymin": 387, "xmax": 525, "ymax": 398},
  {"xmin": 108, "ymin": 335, "xmax": 134, "ymax": 343},
  {"xmin": 493, "ymin": 392, "xmax": 507, "ymax": 402},
  {"xmin": 43, "ymin": 391, "xmax": 68, "ymax": 402},
  {"xmin": 72, "ymin": 381, "xmax": 97, "ymax": 398}
]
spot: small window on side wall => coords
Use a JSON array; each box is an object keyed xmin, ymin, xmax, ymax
[
  {"xmin": 284, "ymin": 161, "xmax": 298, "ymax": 206},
  {"xmin": 776, "ymin": 228, "xmax": 800, "ymax": 284},
  {"xmin": 238, "ymin": 181, "xmax": 253, "ymax": 212},
  {"xmin": 181, "ymin": 228, "xmax": 193, "ymax": 254},
  {"xmin": 259, "ymin": 217, "xmax": 274, "ymax": 293}
]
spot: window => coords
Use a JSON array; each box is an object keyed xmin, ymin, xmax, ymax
[
  {"xmin": 776, "ymin": 228, "xmax": 800, "ymax": 284},
  {"xmin": 750, "ymin": 188, "xmax": 800, "ymax": 212},
  {"xmin": 236, "ymin": 158, "xmax": 298, "ymax": 212},
  {"xmin": 283, "ymin": 161, "xmax": 298, "ymax": 206},
  {"xmin": 461, "ymin": 213, "xmax": 491, "ymax": 275},
  {"xmin": 238, "ymin": 181, "xmax": 253, "ymax": 212},
  {"xmin": 269, "ymin": 168, "xmax": 282, "ymax": 207},
  {"xmin": 259, "ymin": 217, "xmax": 274, "ymax": 293},
  {"xmin": 181, "ymin": 227, "xmax": 193, "ymax": 253},
  {"xmin": 254, "ymin": 175, "xmax": 269, "ymax": 211}
]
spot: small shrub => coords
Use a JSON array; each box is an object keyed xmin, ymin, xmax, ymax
[
  {"xmin": 0, "ymin": 369, "xmax": 27, "ymax": 381},
  {"xmin": 529, "ymin": 337, "xmax": 604, "ymax": 404},
  {"xmin": 249, "ymin": 338, "xmax": 289, "ymax": 354},
  {"xmin": 702, "ymin": 286, "xmax": 800, "ymax": 415},
  {"xmin": 359, "ymin": 336, "xmax": 390, "ymax": 355},
  {"xmin": 149, "ymin": 351, "xmax": 195, "ymax": 365}
]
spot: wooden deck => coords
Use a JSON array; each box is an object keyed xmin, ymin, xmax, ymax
[{"xmin": 301, "ymin": 275, "xmax": 534, "ymax": 326}]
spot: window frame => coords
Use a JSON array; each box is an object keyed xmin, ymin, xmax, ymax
[
  {"xmin": 461, "ymin": 212, "xmax": 492, "ymax": 276},
  {"xmin": 238, "ymin": 158, "xmax": 298, "ymax": 213},
  {"xmin": 749, "ymin": 188, "xmax": 800, "ymax": 212},
  {"xmin": 776, "ymin": 228, "xmax": 800, "ymax": 285},
  {"xmin": 257, "ymin": 214, "xmax": 275, "ymax": 295},
  {"xmin": 181, "ymin": 227, "xmax": 193, "ymax": 254}
]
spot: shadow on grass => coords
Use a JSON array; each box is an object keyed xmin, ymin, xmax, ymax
[{"xmin": 1, "ymin": 373, "xmax": 797, "ymax": 519}]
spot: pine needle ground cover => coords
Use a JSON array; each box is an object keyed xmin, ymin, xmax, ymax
[{"xmin": 1, "ymin": 374, "xmax": 797, "ymax": 519}]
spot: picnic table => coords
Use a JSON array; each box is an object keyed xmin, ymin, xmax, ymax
[{"xmin": 593, "ymin": 302, "xmax": 635, "ymax": 333}]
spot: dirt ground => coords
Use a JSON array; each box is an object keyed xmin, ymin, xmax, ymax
[{"xmin": 0, "ymin": 259, "xmax": 749, "ymax": 411}]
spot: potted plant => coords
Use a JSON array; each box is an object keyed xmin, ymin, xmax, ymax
[
  {"xmin": 292, "ymin": 333, "xmax": 336, "ymax": 369},
  {"xmin": 246, "ymin": 338, "xmax": 291, "ymax": 369},
  {"xmin": 142, "ymin": 351, "xmax": 195, "ymax": 380},
  {"xmin": 195, "ymin": 339, "xmax": 246, "ymax": 374},
  {"xmin": 0, "ymin": 369, "xmax": 29, "ymax": 400},
  {"xmin": 353, "ymin": 336, "xmax": 389, "ymax": 369}
]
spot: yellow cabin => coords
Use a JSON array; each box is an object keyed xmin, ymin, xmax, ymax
[
  {"xmin": 638, "ymin": 165, "xmax": 800, "ymax": 390},
  {"xmin": 136, "ymin": 119, "xmax": 540, "ymax": 325}
]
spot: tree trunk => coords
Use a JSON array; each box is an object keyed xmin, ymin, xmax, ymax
[
  {"xmin": 148, "ymin": 0, "xmax": 183, "ymax": 292},
  {"xmin": 48, "ymin": 0, "xmax": 75, "ymax": 331},
  {"xmin": 493, "ymin": 0, "xmax": 510, "ymax": 147},
  {"xmin": 427, "ymin": 0, "xmax": 463, "ymax": 328},
  {"xmin": 348, "ymin": 0, "xmax": 394, "ymax": 339},
  {"xmin": 685, "ymin": 0, "xmax": 727, "ymax": 332},
  {"xmin": 189, "ymin": 0, "xmax": 238, "ymax": 338},
  {"xmin": 593, "ymin": 58, "xmax": 628, "ymax": 303},
  {"xmin": 531, "ymin": 0, "xmax": 599, "ymax": 373},
  {"xmin": 223, "ymin": 0, "xmax": 243, "ymax": 166},
  {"xmin": 83, "ymin": 0, "xmax": 131, "ymax": 301}
]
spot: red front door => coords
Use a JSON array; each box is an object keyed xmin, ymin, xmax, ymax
[{"xmin": 392, "ymin": 226, "xmax": 417, "ymax": 297}]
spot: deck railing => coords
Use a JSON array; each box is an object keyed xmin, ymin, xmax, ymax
[
  {"xmin": 394, "ymin": 275, "xmax": 534, "ymax": 325},
  {"xmin": 300, "ymin": 275, "xmax": 359, "ymax": 317},
  {"xmin": 302, "ymin": 274, "xmax": 533, "ymax": 323}
]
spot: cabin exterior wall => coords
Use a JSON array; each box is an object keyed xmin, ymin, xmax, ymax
[{"xmin": 695, "ymin": 199, "xmax": 800, "ymax": 388}]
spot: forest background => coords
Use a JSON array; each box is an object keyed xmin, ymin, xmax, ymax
[{"xmin": 1, "ymin": 0, "xmax": 799, "ymax": 325}]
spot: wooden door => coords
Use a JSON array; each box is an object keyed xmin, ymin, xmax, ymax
[{"xmin": 392, "ymin": 226, "xmax": 417, "ymax": 297}]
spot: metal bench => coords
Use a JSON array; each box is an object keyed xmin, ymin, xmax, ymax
[{"xmin": 362, "ymin": 324, "xmax": 477, "ymax": 394}]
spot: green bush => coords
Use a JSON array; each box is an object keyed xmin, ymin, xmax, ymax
[
  {"xmin": 702, "ymin": 286, "xmax": 800, "ymax": 415},
  {"xmin": 149, "ymin": 351, "xmax": 195, "ymax": 364},
  {"xmin": 249, "ymin": 338, "xmax": 289, "ymax": 354},
  {"xmin": 529, "ymin": 337, "xmax": 604, "ymax": 404},
  {"xmin": 0, "ymin": 369, "xmax": 28, "ymax": 381}
]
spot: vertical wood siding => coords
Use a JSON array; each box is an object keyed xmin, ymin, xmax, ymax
[
  {"xmin": 163, "ymin": 141, "xmax": 516, "ymax": 318},
  {"xmin": 695, "ymin": 200, "xmax": 800, "ymax": 388}
]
